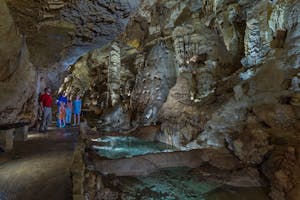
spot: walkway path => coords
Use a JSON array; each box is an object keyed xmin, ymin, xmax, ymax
[{"xmin": 0, "ymin": 127, "xmax": 78, "ymax": 200}]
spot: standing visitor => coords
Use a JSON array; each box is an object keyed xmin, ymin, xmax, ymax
[
  {"xmin": 57, "ymin": 92, "xmax": 68, "ymax": 108},
  {"xmin": 73, "ymin": 95, "xmax": 82, "ymax": 126},
  {"xmin": 39, "ymin": 87, "xmax": 52, "ymax": 132},
  {"xmin": 66, "ymin": 100, "xmax": 72, "ymax": 125},
  {"xmin": 56, "ymin": 92, "xmax": 68, "ymax": 127},
  {"xmin": 59, "ymin": 102, "xmax": 66, "ymax": 128}
]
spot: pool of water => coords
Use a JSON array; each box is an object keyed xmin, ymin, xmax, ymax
[
  {"xmin": 118, "ymin": 167, "xmax": 269, "ymax": 200},
  {"xmin": 92, "ymin": 136, "xmax": 177, "ymax": 159},
  {"xmin": 92, "ymin": 137, "xmax": 269, "ymax": 199}
]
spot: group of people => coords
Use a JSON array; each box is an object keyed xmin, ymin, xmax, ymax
[
  {"xmin": 56, "ymin": 93, "xmax": 82, "ymax": 128},
  {"xmin": 38, "ymin": 87, "xmax": 82, "ymax": 132}
]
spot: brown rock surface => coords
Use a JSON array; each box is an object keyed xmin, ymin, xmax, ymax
[
  {"xmin": 226, "ymin": 127, "xmax": 272, "ymax": 165},
  {"xmin": 0, "ymin": 0, "xmax": 37, "ymax": 124},
  {"xmin": 262, "ymin": 145, "xmax": 300, "ymax": 200},
  {"xmin": 253, "ymin": 104, "xmax": 297, "ymax": 129}
]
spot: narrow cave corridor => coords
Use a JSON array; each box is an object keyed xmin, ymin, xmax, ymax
[{"xmin": 1, "ymin": 0, "xmax": 300, "ymax": 200}]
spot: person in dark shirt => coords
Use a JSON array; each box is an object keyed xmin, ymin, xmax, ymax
[{"xmin": 39, "ymin": 87, "xmax": 52, "ymax": 132}]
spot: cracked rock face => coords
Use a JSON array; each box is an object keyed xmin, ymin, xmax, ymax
[{"xmin": 6, "ymin": 0, "xmax": 140, "ymax": 90}]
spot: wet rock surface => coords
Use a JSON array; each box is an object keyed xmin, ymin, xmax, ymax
[
  {"xmin": 0, "ymin": 127, "xmax": 78, "ymax": 200},
  {"xmin": 113, "ymin": 167, "xmax": 269, "ymax": 200}
]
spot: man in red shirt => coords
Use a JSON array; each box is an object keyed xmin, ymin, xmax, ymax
[{"xmin": 39, "ymin": 87, "xmax": 53, "ymax": 132}]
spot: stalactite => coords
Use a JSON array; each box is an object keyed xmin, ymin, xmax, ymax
[{"xmin": 108, "ymin": 42, "xmax": 121, "ymax": 107}]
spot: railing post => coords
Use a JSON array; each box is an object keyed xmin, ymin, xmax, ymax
[
  {"xmin": 14, "ymin": 125, "xmax": 29, "ymax": 141},
  {"xmin": 0, "ymin": 129, "xmax": 15, "ymax": 151}
]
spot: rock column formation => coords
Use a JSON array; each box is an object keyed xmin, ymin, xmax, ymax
[{"xmin": 108, "ymin": 42, "xmax": 121, "ymax": 107}]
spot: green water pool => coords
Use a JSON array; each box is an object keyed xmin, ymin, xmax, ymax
[
  {"xmin": 93, "ymin": 137, "xmax": 270, "ymax": 200},
  {"xmin": 93, "ymin": 136, "xmax": 177, "ymax": 159},
  {"xmin": 118, "ymin": 167, "xmax": 269, "ymax": 200}
]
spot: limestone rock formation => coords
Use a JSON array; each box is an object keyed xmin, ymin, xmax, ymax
[
  {"xmin": 61, "ymin": 1, "xmax": 300, "ymax": 199},
  {"xmin": 0, "ymin": 0, "xmax": 37, "ymax": 125},
  {"xmin": 1, "ymin": 0, "xmax": 300, "ymax": 199},
  {"xmin": 5, "ymin": 0, "xmax": 140, "ymax": 91}
]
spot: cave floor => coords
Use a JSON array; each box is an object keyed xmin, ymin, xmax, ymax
[{"xmin": 0, "ymin": 126, "xmax": 78, "ymax": 200}]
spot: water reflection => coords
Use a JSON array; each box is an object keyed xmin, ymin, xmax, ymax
[
  {"xmin": 118, "ymin": 167, "xmax": 269, "ymax": 200},
  {"xmin": 93, "ymin": 137, "xmax": 269, "ymax": 200},
  {"xmin": 93, "ymin": 136, "xmax": 177, "ymax": 159}
]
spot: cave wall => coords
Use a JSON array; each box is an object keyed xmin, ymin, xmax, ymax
[
  {"xmin": 62, "ymin": 0, "xmax": 300, "ymax": 143},
  {"xmin": 0, "ymin": 0, "xmax": 37, "ymax": 125},
  {"xmin": 5, "ymin": 0, "xmax": 141, "ymax": 91},
  {"xmin": 0, "ymin": 0, "xmax": 141, "ymax": 124},
  {"xmin": 61, "ymin": 2, "xmax": 300, "ymax": 199}
]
